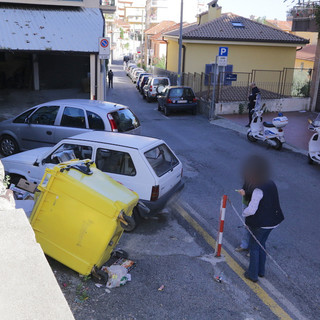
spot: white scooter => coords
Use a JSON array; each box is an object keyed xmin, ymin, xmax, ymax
[
  {"xmin": 247, "ymin": 94, "xmax": 288, "ymax": 150},
  {"xmin": 308, "ymin": 114, "xmax": 320, "ymax": 165}
]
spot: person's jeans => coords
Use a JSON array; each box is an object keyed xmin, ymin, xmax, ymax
[
  {"xmin": 247, "ymin": 227, "xmax": 272, "ymax": 281},
  {"xmin": 240, "ymin": 227, "xmax": 250, "ymax": 249}
]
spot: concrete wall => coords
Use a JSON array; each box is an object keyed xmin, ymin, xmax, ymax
[{"xmin": 215, "ymin": 97, "xmax": 311, "ymax": 115}]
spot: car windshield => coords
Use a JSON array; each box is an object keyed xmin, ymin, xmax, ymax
[
  {"xmin": 153, "ymin": 79, "xmax": 169, "ymax": 86},
  {"xmin": 110, "ymin": 109, "xmax": 140, "ymax": 132},
  {"xmin": 144, "ymin": 144, "xmax": 179, "ymax": 177},
  {"xmin": 169, "ymin": 88, "xmax": 194, "ymax": 98}
]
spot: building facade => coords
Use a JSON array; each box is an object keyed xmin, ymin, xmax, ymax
[{"xmin": 0, "ymin": 0, "xmax": 116, "ymax": 99}]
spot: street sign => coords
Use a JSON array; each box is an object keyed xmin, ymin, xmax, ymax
[
  {"xmin": 225, "ymin": 73, "xmax": 237, "ymax": 81},
  {"xmin": 219, "ymin": 47, "xmax": 228, "ymax": 56},
  {"xmin": 99, "ymin": 37, "xmax": 110, "ymax": 60},
  {"xmin": 217, "ymin": 56, "xmax": 228, "ymax": 66}
]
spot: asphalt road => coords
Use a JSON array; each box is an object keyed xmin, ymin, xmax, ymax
[{"xmin": 88, "ymin": 61, "xmax": 319, "ymax": 320}]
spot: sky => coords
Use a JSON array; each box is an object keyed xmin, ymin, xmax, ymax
[{"xmin": 218, "ymin": 0, "xmax": 296, "ymax": 20}]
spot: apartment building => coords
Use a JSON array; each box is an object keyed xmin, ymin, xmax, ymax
[
  {"xmin": 145, "ymin": 0, "xmax": 205, "ymax": 28},
  {"xmin": 0, "ymin": 0, "xmax": 116, "ymax": 99}
]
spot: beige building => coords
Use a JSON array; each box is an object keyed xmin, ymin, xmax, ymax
[{"xmin": 0, "ymin": 0, "xmax": 116, "ymax": 100}]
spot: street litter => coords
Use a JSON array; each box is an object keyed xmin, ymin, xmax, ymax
[
  {"xmin": 158, "ymin": 285, "xmax": 165, "ymax": 291},
  {"xmin": 95, "ymin": 284, "xmax": 103, "ymax": 288},
  {"xmin": 214, "ymin": 276, "xmax": 223, "ymax": 283},
  {"xmin": 113, "ymin": 258, "xmax": 136, "ymax": 272},
  {"xmin": 101, "ymin": 265, "xmax": 131, "ymax": 289},
  {"xmin": 105, "ymin": 288, "xmax": 111, "ymax": 294}
]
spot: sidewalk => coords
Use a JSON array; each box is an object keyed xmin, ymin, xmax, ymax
[{"xmin": 220, "ymin": 110, "xmax": 318, "ymax": 151}]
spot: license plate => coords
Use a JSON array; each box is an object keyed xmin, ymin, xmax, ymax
[{"xmin": 177, "ymin": 100, "xmax": 187, "ymax": 103}]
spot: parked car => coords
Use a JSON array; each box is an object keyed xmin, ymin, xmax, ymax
[
  {"xmin": 126, "ymin": 64, "xmax": 137, "ymax": 76},
  {"xmin": 136, "ymin": 73, "xmax": 151, "ymax": 91},
  {"xmin": 2, "ymin": 131, "xmax": 184, "ymax": 220},
  {"xmin": 157, "ymin": 86, "xmax": 198, "ymax": 116},
  {"xmin": 143, "ymin": 77, "xmax": 171, "ymax": 102},
  {"xmin": 132, "ymin": 69, "xmax": 145, "ymax": 83},
  {"xmin": 0, "ymin": 99, "xmax": 141, "ymax": 156},
  {"xmin": 139, "ymin": 75, "xmax": 151, "ymax": 93},
  {"xmin": 129, "ymin": 67, "xmax": 143, "ymax": 81}
]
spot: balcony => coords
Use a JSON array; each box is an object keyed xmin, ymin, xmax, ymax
[
  {"xmin": 100, "ymin": 0, "xmax": 116, "ymax": 13},
  {"xmin": 290, "ymin": 1, "xmax": 320, "ymax": 32}
]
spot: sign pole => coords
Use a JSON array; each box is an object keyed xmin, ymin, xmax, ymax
[{"xmin": 210, "ymin": 55, "xmax": 218, "ymax": 120}]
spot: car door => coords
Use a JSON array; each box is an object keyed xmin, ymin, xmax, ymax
[
  {"xmin": 19, "ymin": 105, "xmax": 60, "ymax": 150},
  {"xmin": 94, "ymin": 146, "xmax": 154, "ymax": 200},
  {"xmin": 28, "ymin": 142, "xmax": 94, "ymax": 184},
  {"xmin": 54, "ymin": 106, "xmax": 89, "ymax": 143}
]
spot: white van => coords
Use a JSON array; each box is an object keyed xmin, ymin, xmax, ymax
[{"xmin": 2, "ymin": 131, "xmax": 184, "ymax": 222}]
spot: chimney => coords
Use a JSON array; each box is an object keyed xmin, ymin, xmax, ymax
[{"xmin": 208, "ymin": 0, "xmax": 222, "ymax": 21}]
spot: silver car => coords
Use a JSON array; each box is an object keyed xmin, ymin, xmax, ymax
[{"xmin": 0, "ymin": 99, "xmax": 141, "ymax": 156}]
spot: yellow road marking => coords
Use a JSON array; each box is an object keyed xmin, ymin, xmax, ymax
[{"xmin": 174, "ymin": 203, "xmax": 292, "ymax": 320}]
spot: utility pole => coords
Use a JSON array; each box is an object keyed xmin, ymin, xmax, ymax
[{"xmin": 177, "ymin": 0, "xmax": 183, "ymax": 85}]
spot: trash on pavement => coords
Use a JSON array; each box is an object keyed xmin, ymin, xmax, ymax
[
  {"xmin": 214, "ymin": 276, "xmax": 223, "ymax": 283},
  {"xmin": 29, "ymin": 159, "xmax": 139, "ymax": 279},
  {"xmin": 102, "ymin": 265, "xmax": 130, "ymax": 289},
  {"xmin": 158, "ymin": 285, "xmax": 165, "ymax": 291},
  {"xmin": 113, "ymin": 258, "xmax": 136, "ymax": 272}
]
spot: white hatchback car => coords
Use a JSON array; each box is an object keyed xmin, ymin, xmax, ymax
[
  {"xmin": 2, "ymin": 131, "xmax": 184, "ymax": 220},
  {"xmin": 0, "ymin": 99, "xmax": 141, "ymax": 157}
]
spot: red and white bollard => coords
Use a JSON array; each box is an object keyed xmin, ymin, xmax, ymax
[{"xmin": 215, "ymin": 195, "xmax": 228, "ymax": 257}]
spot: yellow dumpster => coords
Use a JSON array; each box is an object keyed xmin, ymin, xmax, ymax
[{"xmin": 30, "ymin": 160, "xmax": 139, "ymax": 278}]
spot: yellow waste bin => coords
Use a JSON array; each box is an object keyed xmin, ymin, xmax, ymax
[{"xmin": 30, "ymin": 160, "xmax": 139, "ymax": 277}]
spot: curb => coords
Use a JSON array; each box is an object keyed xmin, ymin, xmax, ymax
[{"xmin": 210, "ymin": 118, "xmax": 308, "ymax": 156}]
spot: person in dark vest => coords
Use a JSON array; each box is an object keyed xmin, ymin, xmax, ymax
[
  {"xmin": 108, "ymin": 69, "xmax": 114, "ymax": 88},
  {"xmin": 246, "ymin": 82, "xmax": 260, "ymax": 127},
  {"xmin": 241, "ymin": 155, "xmax": 284, "ymax": 282}
]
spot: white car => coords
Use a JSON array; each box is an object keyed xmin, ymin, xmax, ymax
[
  {"xmin": 143, "ymin": 77, "xmax": 171, "ymax": 102},
  {"xmin": 0, "ymin": 99, "xmax": 141, "ymax": 157},
  {"xmin": 2, "ymin": 131, "xmax": 184, "ymax": 220}
]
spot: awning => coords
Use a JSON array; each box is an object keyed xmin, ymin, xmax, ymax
[{"xmin": 0, "ymin": 4, "xmax": 104, "ymax": 53}]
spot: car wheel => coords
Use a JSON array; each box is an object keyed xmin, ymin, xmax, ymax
[
  {"xmin": 146, "ymin": 94, "xmax": 151, "ymax": 103},
  {"xmin": 142, "ymin": 92, "xmax": 146, "ymax": 99},
  {"xmin": 157, "ymin": 103, "xmax": 161, "ymax": 111},
  {"xmin": 0, "ymin": 135, "xmax": 19, "ymax": 156},
  {"xmin": 8, "ymin": 174, "xmax": 26, "ymax": 187},
  {"xmin": 192, "ymin": 107, "xmax": 197, "ymax": 115},
  {"xmin": 247, "ymin": 131, "xmax": 257, "ymax": 142},
  {"xmin": 308, "ymin": 154, "xmax": 314, "ymax": 165},
  {"xmin": 271, "ymin": 138, "xmax": 282, "ymax": 150},
  {"xmin": 164, "ymin": 106, "xmax": 170, "ymax": 116}
]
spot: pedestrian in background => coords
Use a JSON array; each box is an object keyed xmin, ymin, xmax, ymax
[
  {"xmin": 241, "ymin": 155, "xmax": 284, "ymax": 282},
  {"xmin": 246, "ymin": 82, "xmax": 260, "ymax": 127},
  {"xmin": 108, "ymin": 69, "xmax": 114, "ymax": 88}
]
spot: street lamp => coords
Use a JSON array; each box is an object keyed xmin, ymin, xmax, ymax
[{"xmin": 177, "ymin": 0, "xmax": 183, "ymax": 85}]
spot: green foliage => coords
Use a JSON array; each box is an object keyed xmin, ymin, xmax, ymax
[
  {"xmin": 120, "ymin": 28, "xmax": 124, "ymax": 40},
  {"xmin": 124, "ymin": 43, "xmax": 129, "ymax": 50},
  {"xmin": 238, "ymin": 103, "xmax": 245, "ymax": 114},
  {"xmin": 299, "ymin": 82, "xmax": 311, "ymax": 97},
  {"xmin": 153, "ymin": 56, "xmax": 166, "ymax": 69}
]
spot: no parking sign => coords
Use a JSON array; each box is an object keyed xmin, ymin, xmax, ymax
[{"xmin": 99, "ymin": 37, "xmax": 110, "ymax": 59}]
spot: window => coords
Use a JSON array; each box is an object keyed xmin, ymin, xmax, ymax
[
  {"xmin": 169, "ymin": 88, "xmax": 194, "ymax": 98},
  {"xmin": 46, "ymin": 143, "xmax": 92, "ymax": 164},
  {"xmin": 232, "ymin": 22, "xmax": 244, "ymax": 28},
  {"xmin": 145, "ymin": 144, "xmax": 179, "ymax": 177},
  {"xmin": 29, "ymin": 106, "xmax": 59, "ymax": 125},
  {"xmin": 110, "ymin": 109, "xmax": 140, "ymax": 132},
  {"xmin": 13, "ymin": 108, "xmax": 37, "ymax": 123},
  {"xmin": 153, "ymin": 78, "xmax": 169, "ymax": 86},
  {"xmin": 60, "ymin": 107, "xmax": 86, "ymax": 128},
  {"xmin": 87, "ymin": 111, "xmax": 104, "ymax": 130},
  {"xmin": 96, "ymin": 148, "xmax": 136, "ymax": 176}
]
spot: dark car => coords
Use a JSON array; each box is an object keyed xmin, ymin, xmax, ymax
[
  {"xmin": 136, "ymin": 73, "xmax": 151, "ymax": 91},
  {"xmin": 139, "ymin": 75, "xmax": 151, "ymax": 94},
  {"xmin": 157, "ymin": 86, "xmax": 198, "ymax": 116}
]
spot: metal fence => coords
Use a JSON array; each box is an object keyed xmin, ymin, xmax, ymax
[{"xmin": 152, "ymin": 67, "xmax": 313, "ymax": 102}]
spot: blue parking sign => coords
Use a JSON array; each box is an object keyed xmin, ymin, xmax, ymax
[{"xmin": 219, "ymin": 47, "xmax": 228, "ymax": 56}]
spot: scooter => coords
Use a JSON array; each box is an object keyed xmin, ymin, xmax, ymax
[
  {"xmin": 308, "ymin": 114, "xmax": 320, "ymax": 165},
  {"xmin": 247, "ymin": 94, "xmax": 288, "ymax": 150}
]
